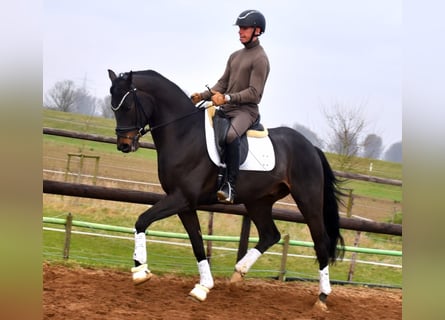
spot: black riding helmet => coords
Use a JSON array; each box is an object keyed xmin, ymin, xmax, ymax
[{"xmin": 235, "ymin": 10, "xmax": 266, "ymax": 34}]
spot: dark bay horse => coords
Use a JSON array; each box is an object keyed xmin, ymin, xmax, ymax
[{"xmin": 108, "ymin": 69, "xmax": 344, "ymax": 310}]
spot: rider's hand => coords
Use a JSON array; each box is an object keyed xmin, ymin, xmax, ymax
[
  {"xmin": 211, "ymin": 91, "xmax": 226, "ymax": 106},
  {"xmin": 190, "ymin": 93, "xmax": 202, "ymax": 104}
]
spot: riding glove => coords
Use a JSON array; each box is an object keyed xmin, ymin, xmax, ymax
[
  {"xmin": 191, "ymin": 93, "xmax": 202, "ymax": 104},
  {"xmin": 211, "ymin": 92, "xmax": 227, "ymax": 106}
]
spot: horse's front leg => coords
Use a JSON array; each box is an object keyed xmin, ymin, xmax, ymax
[
  {"xmin": 131, "ymin": 192, "xmax": 190, "ymax": 285},
  {"xmin": 178, "ymin": 211, "xmax": 214, "ymax": 302}
]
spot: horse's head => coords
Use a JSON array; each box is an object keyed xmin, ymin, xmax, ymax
[{"xmin": 108, "ymin": 69, "xmax": 152, "ymax": 153}]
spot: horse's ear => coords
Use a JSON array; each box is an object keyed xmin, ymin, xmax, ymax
[
  {"xmin": 108, "ymin": 69, "xmax": 117, "ymax": 82},
  {"xmin": 128, "ymin": 71, "xmax": 133, "ymax": 83}
]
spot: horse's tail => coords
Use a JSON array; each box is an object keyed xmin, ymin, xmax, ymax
[{"xmin": 315, "ymin": 147, "xmax": 345, "ymax": 263}]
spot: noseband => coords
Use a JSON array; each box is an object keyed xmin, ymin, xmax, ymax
[{"xmin": 113, "ymin": 86, "xmax": 150, "ymax": 150}]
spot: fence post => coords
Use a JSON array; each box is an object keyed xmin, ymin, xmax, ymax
[
  {"xmin": 63, "ymin": 212, "xmax": 73, "ymax": 260},
  {"xmin": 65, "ymin": 153, "xmax": 100, "ymax": 184},
  {"xmin": 279, "ymin": 234, "xmax": 290, "ymax": 282},
  {"xmin": 93, "ymin": 156, "xmax": 100, "ymax": 185},
  {"xmin": 346, "ymin": 188, "xmax": 354, "ymax": 217},
  {"xmin": 347, "ymin": 231, "xmax": 361, "ymax": 282},
  {"xmin": 64, "ymin": 155, "xmax": 72, "ymax": 183}
]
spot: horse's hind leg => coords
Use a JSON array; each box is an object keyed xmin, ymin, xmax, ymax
[
  {"xmin": 230, "ymin": 201, "xmax": 280, "ymax": 282},
  {"xmin": 291, "ymin": 187, "xmax": 331, "ymax": 310},
  {"xmin": 178, "ymin": 211, "xmax": 214, "ymax": 302}
]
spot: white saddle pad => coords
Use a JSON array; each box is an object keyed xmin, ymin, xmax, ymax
[{"xmin": 204, "ymin": 106, "xmax": 275, "ymax": 171}]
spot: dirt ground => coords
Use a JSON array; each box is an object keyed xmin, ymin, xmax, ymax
[{"xmin": 43, "ymin": 263, "xmax": 401, "ymax": 320}]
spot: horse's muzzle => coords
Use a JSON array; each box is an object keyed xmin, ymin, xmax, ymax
[
  {"xmin": 116, "ymin": 132, "xmax": 140, "ymax": 153},
  {"xmin": 117, "ymin": 142, "xmax": 138, "ymax": 153}
]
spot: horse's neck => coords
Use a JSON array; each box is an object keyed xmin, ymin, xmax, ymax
[
  {"xmin": 137, "ymin": 74, "xmax": 195, "ymax": 119},
  {"xmin": 135, "ymin": 72, "xmax": 205, "ymax": 147},
  {"xmin": 151, "ymin": 107, "xmax": 204, "ymax": 149}
]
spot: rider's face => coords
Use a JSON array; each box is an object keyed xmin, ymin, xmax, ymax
[{"xmin": 238, "ymin": 26, "xmax": 258, "ymax": 44}]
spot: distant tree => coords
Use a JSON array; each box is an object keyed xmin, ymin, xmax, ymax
[
  {"xmin": 383, "ymin": 141, "xmax": 402, "ymax": 163},
  {"xmin": 324, "ymin": 102, "xmax": 367, "ymax": 169},
  {"xmin": 292, "ymin": 123, "xmax": 324, "ymax": 149},
  {"xmin": 44, "ymin": 80, "xmax": 77, "ymax": 112},
  {"xmin": 99, "ymin": 95, "xmax": 114, "ymax": 119},
  {"xmin": 74, "ymin": 87, "xmax": 98, "ymax": 116},
  {"xmin": 362, "ymin": 134, "xmax": 383, "ymax": 159},
  {"xmin": 44, "ymin": 80, "xmax": 98, "ymax": 116}
]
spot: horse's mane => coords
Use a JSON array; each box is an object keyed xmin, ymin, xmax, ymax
[
  {"xmin": 133, "ymin": 69, "xmax": 162, "ymax": 78},
  {"xmin": 131, "ymin": 69, "xmax": 190, "ymax": 100}
]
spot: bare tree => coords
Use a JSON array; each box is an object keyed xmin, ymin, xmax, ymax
[
  {"xmin": 44, "ymin": 80, "xmax": 78, "ymax": 112},
  {"xmin": 324, "ymin": 102, "xmax": 367, "ymax": 169}
]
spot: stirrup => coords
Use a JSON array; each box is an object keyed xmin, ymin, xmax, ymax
[{"xmin": 216, "ymin": 182, "xmax": 235, "ymax": 204}]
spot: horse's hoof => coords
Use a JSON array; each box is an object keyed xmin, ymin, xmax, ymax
[
  {"xmin": 189, "ymin": 284, "xmax": 210, "ymax": 302},
  {"xmin": 313, "ymin": 299, "xmax": 329, "ymax": 312},
  {"xmin": 230, "ymin": 271, "xmax": 244, "ymax": 283},
  {"xmin": 131, "ymin": 264, "xmax": 152, "ymax": 285}
]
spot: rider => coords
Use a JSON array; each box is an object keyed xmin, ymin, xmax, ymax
[{"xmin": 191, "ymin": 9, "xmax": 270, "ymax": 204}]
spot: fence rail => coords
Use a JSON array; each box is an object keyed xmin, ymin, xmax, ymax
[
  {"xmin": 43, "ymin": 127, "xmax": 402, "ymax": 186},
  {"xmin": 43, "ymin": 179, "xmax": 402, "ymax": 236},
  {"xmin": 43, "ymin": 216, "xmax": 401, "ymax": 257}
]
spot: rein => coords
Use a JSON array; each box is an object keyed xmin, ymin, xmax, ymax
[{"xmin": 114, "ymin": 86, "xmax": 209, "ymax": 140}]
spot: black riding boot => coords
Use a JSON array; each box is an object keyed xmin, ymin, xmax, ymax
[{"xmin": 217, "ymin": 138, "xmax": 240, "ymax": 204}]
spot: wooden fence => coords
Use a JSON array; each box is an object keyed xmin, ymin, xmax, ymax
[
  {"xmin": 43, "ymin": 127, "xmax": 402, "ymax": 262},
  {"xmin": 43, "ymin": 127, "xmax": 402, "ymax": 187}
]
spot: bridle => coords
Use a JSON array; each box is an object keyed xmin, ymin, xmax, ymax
[
  {"xmin": 113, "ymin": 86, "xmax": 151, "ymax": 147},
  {"xmin": 112, "ymin": 84, "xmax": 209, "ymax": 149},
  {"xmin": 111, "ymin": 88, "xmax": 136, "ymax": 111}
]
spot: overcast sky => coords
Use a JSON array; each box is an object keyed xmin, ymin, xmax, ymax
[{"xmin": 43, "ymin": 0, "xmax": 402, "ymax": 150}]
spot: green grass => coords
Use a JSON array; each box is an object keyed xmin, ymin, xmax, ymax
[
  {"xmin": 44, "ymin": 134, "xmax": 157, "ymax": 162},
  {"xmin": 42, "ymin": 108, "xmax": 402, "ymax": 287},
  {"xmin": 340, "ymin": 179, "xmax": 402, "ymax": 202},
  {"xmin": 44, "ymin": 108, "xmax": 116, "ymax": 137},
  {"xmin": 325, "ymin": 153, "xmax": 402, "ymax": 181}
]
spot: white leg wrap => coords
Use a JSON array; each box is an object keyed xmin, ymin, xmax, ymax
[
  {"xmin": 319, "ymin": 266, "xmax": 332, "ymax": 295},
  {"xmin": 235, "ymin": 248, "xmax": 262, "ymax": 275},
  {"xmin": 133, "ymin": 232, "xmax": 147, "ymax": 265},
  {"xmin": 198, "ymin": 259, "xmax": 214, "ymax": 289}
]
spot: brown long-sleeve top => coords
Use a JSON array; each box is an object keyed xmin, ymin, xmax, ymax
[{"xmin": 200, "ymin": 39, "xmax": 270, "ymax": 116}]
